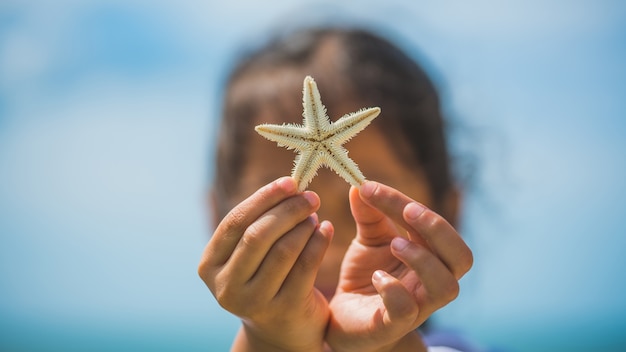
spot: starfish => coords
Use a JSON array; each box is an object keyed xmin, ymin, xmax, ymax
[{"xmin": 255, "ymin": 76, "xmax": 380, "ymax": 192}]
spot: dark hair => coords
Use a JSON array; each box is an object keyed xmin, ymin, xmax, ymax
[{"xmin": 214, "ymin": 27, "xmax": 453, "ymax": 220}]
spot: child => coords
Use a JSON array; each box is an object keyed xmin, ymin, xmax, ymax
[{"xmin": 198, "ymin": 27, "xmax": 474, "ymax": 351}]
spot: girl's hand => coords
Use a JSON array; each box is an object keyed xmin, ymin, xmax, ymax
[
  {"xmin": 198, "ymin": 177, "xmax": 333, "ymax": 352},
  {"xmin": 326, "ymin": 181, "xmax": 473, "ymax": 352}
]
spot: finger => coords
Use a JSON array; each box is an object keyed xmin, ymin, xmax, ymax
[
  {"xmin": 390, "ymin": 237, "xmax": 460, "ymax": 315},
  {"xmin": 201, "ymin": 177, "xmax": 298, "ymax": 269},
  {"xmin": 349, "ymin": 186, "xmax": 398, "ymax": 246},
  {"xmin": 358, "ymin": 181, "xmax": 429, "ymax": 249},
  {"xmin": 280, "ymin": 220, "xmax": 334, "ymax": 299},
  {"xmin": 371, "ymin": 270, "xmax": 419, "ymax": 332},
  {"xmin": 403, "ymin": 203, "xmax": 473, "ymax": 279},
  {"xmin": 225, "ymin": 191, "xmax": 321, "ymax": 284},
  {"xmin": 360, "ymin": 181, "xmax": 472, "ymax": 279},
  {"xmin": 247, "ymin": 215, "xmax": 320, "ymax": 297}
]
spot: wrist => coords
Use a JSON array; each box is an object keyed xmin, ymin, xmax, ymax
[
  {"xmin": 331, "ymin": 330, "xmax": 425, "ymax": 352},
  {"xmin": 233, "ymin": 323, "xmax": 325, "ymax": 352},
  {"xmin": 370, "ymin": 330, "xmax": 427, "ymax": 352},
  {"xmin": 374, "ymin": 330, "xmax": 426, "ymax": 352}
]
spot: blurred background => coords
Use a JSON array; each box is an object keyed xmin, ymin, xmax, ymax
[{"xmin": 1, "ymin": 0, "xmax": 625, "ymax": 351}]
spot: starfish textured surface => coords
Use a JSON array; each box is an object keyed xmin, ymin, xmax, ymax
[{"xmin": 255, "ymin": 76, "xmax": 380, "ymax": 192}]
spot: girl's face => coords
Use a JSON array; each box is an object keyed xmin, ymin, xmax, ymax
[{"xmin": 221, "ymin": 102, "xmax": 442, "ymax": 299}]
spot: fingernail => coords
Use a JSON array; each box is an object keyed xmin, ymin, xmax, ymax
[
  {"xmin": 319, "ymin": 220, "xmax": 334, "ymax": 238},
  {"xmin": 391, "ymin": 236, "xmax": 410, "ymax": 252},
  {"xmin": 404, "ymin": 202, "xmax": 425, "ymax": 220},
  {"xmin": 303, "ymin": 191, "xmax": 319, "ymax": 207},
  {"xmin": 359, "ymin": 181, "xmax": 376, "ymax": 198},
  {"xmin": 372, "ymin": 270, "xmax": 386, "ymax": 282}
]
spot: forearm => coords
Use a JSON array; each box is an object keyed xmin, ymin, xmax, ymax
[{"xmin": 231, "ymin": 325, "xmax": 270, "ymax": 352}]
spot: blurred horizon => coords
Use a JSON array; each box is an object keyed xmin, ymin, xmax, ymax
[{"xmin": 1, "ymin": 1, "xmax": 626, "ymax": 351}]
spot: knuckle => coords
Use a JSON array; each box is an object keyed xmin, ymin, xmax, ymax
[
  {"xmin": 404, "ymin": 241, "xmax": 427, "ymax": 264},
  {"xmin": 395, "ymin": 300, "xmax": 420, "ymax": 321},
  {"xmin": 292, "ymin": 222, "xmax": 320, "ymax": 271},
  {"xmin": 198, "ymin": 257, "xmax": 221, "ymax": 288},
  {"xmin": 197, "ymin": 259, "xmax": 211, "ymax": 281},
  {"xmin": 214, "ymin": 281, "xmax": 250, "ymax": 314},
  {"xmin": 428, "ymin": 278, "xmax": 460, "ymax": 308},
  {"xmin": 442, "ymin": 278, "xmax": 460, "ymax": 304},
  {"xmin": 222, "ymin": 206, "xmax": 248, "ymax": 234},
  {"xmin": 273, "ymin": 237, "xmax": 301, "ymax": 264},
  {"xmin": 424, "ymin": 212, "xmax": 448, "ymax": 233},
  {"xmin": 284, "ymin": 196, "xmax": 309, "ymax": 215},
  {"xmin": 211, "ymin": 277, "xmax": 228, "ymax": 303},
  {"xmin": 295, "ymin": 247, "xmax": 316, "ymax": 272},
  {"xmin": 215, "ymin": 287, "xmax": 237, "ymax": 311},
  {"xmin": 213, "ymin": 287, "xmax": 232, "ymax": 310},
  {"xmin": 460, "ymin": 248, "xmax": 474, "ymax": 275},
  {"xmin": 241, "ymin": 222, "xmax": 265, "ymax": 248},
  {"xmin": 285, "ymin": 194, "xmax": 316, "ymax": 216},
  {"xmin": 273, "ymin": 220, "xmax": 317, "ymax": 268},
  {"xmin": 451, "ymin": 247, "xmax": 474, "ymax": 279}
]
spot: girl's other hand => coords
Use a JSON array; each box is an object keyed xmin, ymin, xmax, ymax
[{"xmin": 326, "ymin": 181, "xmax": 473, "ymax": 352}]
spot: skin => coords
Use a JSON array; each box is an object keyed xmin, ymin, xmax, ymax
[
  {"xmin": 326, "ymin": 181, "xmax": 472, "ymax": 352},
  {"xmin": 198, "ymin": 103, "xmax": 473, "ymax": 351},
  {"xmin": 198, "ymin": 177, "xmax": 332, "ymax": 351}
]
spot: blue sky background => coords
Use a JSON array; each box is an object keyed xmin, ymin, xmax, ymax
[{"xmin": 1, "ymin": 1, "xmax": 625, "ymax": 351}]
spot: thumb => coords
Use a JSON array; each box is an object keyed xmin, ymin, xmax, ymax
[
  {"xmin": 371, "ymin": 270, "xmax": 420, "ymax": 333},
  {"xmin": 349, "ymin": 185, "xmax": 397, "ymax": 246}
]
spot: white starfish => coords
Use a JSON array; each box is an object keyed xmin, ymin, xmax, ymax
[{"xmin": 255, "ymin": 76, "xmax": 380, "ymax": 192}]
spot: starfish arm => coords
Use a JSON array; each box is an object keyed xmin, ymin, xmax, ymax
[
  {"xmin": 328, "ymin": 107, "xmax": 381, "ymax": 145},
  {"xmin": 292, "ymin": 149, "xmax": 324, "ymax": 192},
  {"xmin": 321, "ymin": 145, "xmax": 366, "ymax": 187},
  {"xmin": 254, "ymin": 76, "xmax": 379, "ymax": 190},
  {"xmin": 255, "ymin": 124, "xmax": 313, "ymax": 151},
  {"xmin": 303, "ymin": 76, "xmax": 331, "ymax": 134}
]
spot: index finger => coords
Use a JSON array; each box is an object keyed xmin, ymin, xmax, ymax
[
  {"xmin": 201, "ymin": 177, "xmax": 298, "ymax": 267},
  {"xmin": 358, "ymin": 181, "xmax": 473, "ymax": 279}
]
